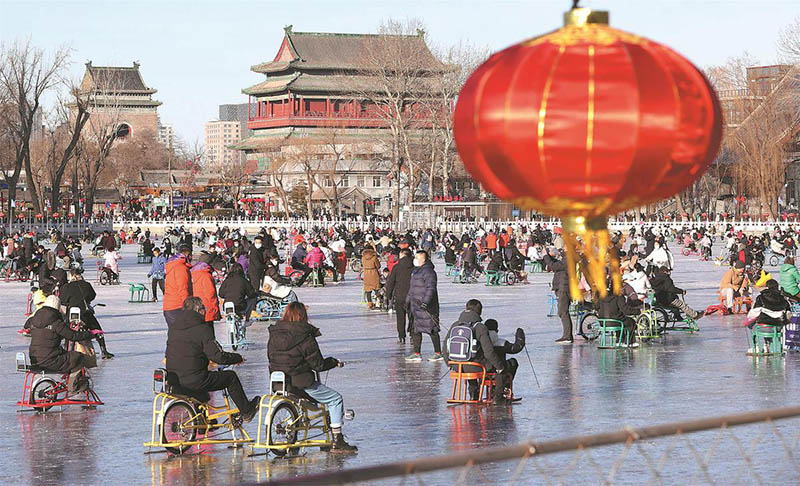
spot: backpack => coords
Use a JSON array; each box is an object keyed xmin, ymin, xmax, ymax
[{"xmin": 447, "ymin": 321, "xmax": 479, "ymax": 362}]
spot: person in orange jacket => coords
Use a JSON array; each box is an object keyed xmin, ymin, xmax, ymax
[
  {"xmin": 163, "ymin": 244, "xmax": 193, "ymax": 327},
  {"xmin": 485, "ymin": 230, "xmax": 498, "ymax": 256},
  {"xmin": 191, "ymin": 255, "xmax": 221, "ymax": 323}
]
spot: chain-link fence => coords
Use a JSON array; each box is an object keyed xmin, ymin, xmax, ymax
[{"xmin": 260, "ymin": 406, "xmax": 800, "ymax": 485}]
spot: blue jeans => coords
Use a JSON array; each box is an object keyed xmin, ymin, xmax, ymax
[{"xmin": 303, "ymin": 381, "xmax": 344, "ymax": 427}]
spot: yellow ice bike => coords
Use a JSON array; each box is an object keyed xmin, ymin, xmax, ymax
[
  {"xmin": 144, "ymin": 367, "xmax": 253, "ymax": 454},
  {"xmin": 250, "ymin": 371, "xmax": 354, "ymax": 457}
]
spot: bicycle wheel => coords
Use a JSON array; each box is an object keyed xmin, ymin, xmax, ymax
[
  {"xmin": 654, "ymin": 308, "xmax": 670, "ymax": 332},
  {"xmin": 635, "ymin": 314, "xmax": 653, "ymax": 340},
  {"xmin": 769, "ymin": 255, "xmax": 779, "ymax": 267},
  {"xmin": 162, "ymin": 401, "xmax": 198, "ymax": 454},
  {"xmin": 99, "ymin": 271, "xmax": 110, "ymax": 286},
  {"xmin": 30, "ymin": 378, "xmax": 58, "ymax": 412},
  {"xmin": 681, "ymin": 248, "xmax": 690, "ymax": 256},
  {"xmin": 269, "ymin": 402, "xmax": 299, "ymax": 457},
  {"xmin": 288, "ymin": 270, "xmax": 304, "ymax": 287},
  {"xmin": 504, "ymin": 271, "xmax": 517, "ymax": 286},
  {"xmin": 349, "ymin": 260, "xmax": 361, "ymax": 273},
  {"xmin": 580, "ymin": 312, "xmax": 600, "ymax": 341}
]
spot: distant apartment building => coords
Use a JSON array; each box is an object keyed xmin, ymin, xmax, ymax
[
  {"xmin": 205, "ymin": 120, "xmax": 243, "ymax": 166},
  {"xmin": 157, "ymin": 122, "xmax": 175, "ymax": 149},
  {"xmin": 219, "ymin": 103, "xmax": 251, "ymax": 139}
]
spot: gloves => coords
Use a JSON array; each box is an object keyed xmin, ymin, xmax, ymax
[
  {"xmin": 515, "ymin": 328, "xmax": 526, "ymax": 346},
  {"xmin": 90, "ymin": 329, "xmax": 104, "ymax": 335}
]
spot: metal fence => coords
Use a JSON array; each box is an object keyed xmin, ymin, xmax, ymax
[{"xmin": 260, "ymin": 406, "xmax": 800, "ymax": 485}]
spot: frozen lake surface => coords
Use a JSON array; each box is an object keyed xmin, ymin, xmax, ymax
[{"xmin": 1, "ymin": 244, "xmax": 798, "ymax": 485}]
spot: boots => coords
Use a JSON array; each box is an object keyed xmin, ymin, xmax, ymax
[
  {"xmin": 97, "ymin": 335, "xmax": 115, "ymax": 359},
  {"xmin": 330, "ymin": 433, "xmax": 358, "ymax": 453}
]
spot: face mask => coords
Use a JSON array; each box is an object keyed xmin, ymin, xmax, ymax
[
  {"xmin": 271, "ymin": 260, "xmax": 278, "ymax": 266},
  {"xmin": 254, "ymin": 243, "xmax": 262, "ymax": 249},
  {"xmin": 413, "ymin": 259, "xmax": 423, "ymax": 267}
]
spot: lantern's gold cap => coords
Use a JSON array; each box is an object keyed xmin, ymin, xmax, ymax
[{"xmin": 564, "ymin": 7, "xmax": 609, "ymax": 27}]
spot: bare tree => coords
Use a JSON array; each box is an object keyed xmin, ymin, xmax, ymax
[
  {"xmin": 29, "ymin": 84, "xmax": 90, "ymax": 213},
  {"xmin": 0, "ymin": 40, "xmax": 69, "ymax": 213},
  {"xmin": 355, "ymin": 18, "xmax": 444, "ymax": 218},
  {"xmin": 711, "ymin": 55, "xmax": 800, "ymax": 218},
  {"xmin": 779, "ymin": 16, "xmax": 800, "ymax": 63},
  {"xmin": 427, "ymin": 41, "xmax": 489, "ymax": 198}
]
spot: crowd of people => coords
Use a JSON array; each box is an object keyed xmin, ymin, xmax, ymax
[{"xmin": 13, "ymin": 218, "xmax": 800, "ymax": 458}]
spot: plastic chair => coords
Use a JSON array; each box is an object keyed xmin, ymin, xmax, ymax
[
  {"xmin": 485, "ymin": 270, "xmax": 503, "ymax": 286},
  {"xmin": 128, "ymin": 283, "xmax": 150, "ymax": 303},
  {"xmin": 718, "ymin": 292, "xmax": 752, "ymax": 314},
  {"xmin": 597, "ymin": 319, "xmax": 627, "ymax": 349},
  {"xmin": 747, "ymin": 324, "xmax": 784, "ymax": 356},
  {"xmin": 447, "ymin": 361, "xmax": 490, "ymax": 404}
]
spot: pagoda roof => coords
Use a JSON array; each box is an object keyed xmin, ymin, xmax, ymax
[
  {"xmin": 250, "ymin": 26, "xmax": 445, "ymax": 74},
  {"xmin": 243, "ymin": 72, "xmax": 436, "ymax": 96},
  {"xmin": 82, "ymin": 61, "xmax": 157, "ymax": 94}
]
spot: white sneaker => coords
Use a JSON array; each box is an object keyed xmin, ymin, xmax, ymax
[{"xmin": 629, "ymin": 342, "xmax": 640, "ymax": 348}]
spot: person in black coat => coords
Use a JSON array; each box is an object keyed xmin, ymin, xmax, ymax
[
  {"xmin": 597, "ymin": 281, "xmax": 643, "ymax": 346},
  {"xmin": 544, "ymin": 248, "xmax": 573, "ymax": 344},
  {"xmin": 141, "ymin": 238, "xmax": 155, "ymax": 257},
  {"xmin": 267, "ymin": 302, "xmax": 357, "ymax": 453},
  {"xmin": 385, "ymin": 249, "xmax": 414, "ymax": 343},
  {"xmin": 247, "ymin": 236, "xmax": 267, "ymax": 287},
  {"xmin": 27, "ymin": 295, "xmax": 98, "ymax": 393},
  {"xmin": 59, "ymin": 269, "xmax": 113, "ymax": 358},
  {"xmin": 405, "ymin": 251, "xmax": 441, "ymax": 360},
  {"xmin": 265, "ymin": 257, "xmax": 292, "ymax": 286},
  {"xmin": 650, "ymin": 266, "xmax": 702, "ymax": 319},
  {"xmin": 218, "ymin": 263, "xmax": 258, "ymax": 322},
  {"xmin": 165, "ymin": 297, "xmax": 259, "ymax": 422}
]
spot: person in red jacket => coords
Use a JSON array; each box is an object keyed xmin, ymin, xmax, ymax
[
  {"xmin": 191, "ymin": 257, "xmax": 220, "ymax": 323},
  {"xmin": 163, "ymin": 244, "xmax": 193, "ymax": 327}
]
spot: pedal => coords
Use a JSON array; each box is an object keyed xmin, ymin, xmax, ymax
[{"xmin": 231, "ymin": 413, "xmax": 243, "ymax": 428}]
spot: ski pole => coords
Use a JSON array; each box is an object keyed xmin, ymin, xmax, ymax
[{"xmin": 523, "ymin": 345, "xmax": 541, "ymax": 389}]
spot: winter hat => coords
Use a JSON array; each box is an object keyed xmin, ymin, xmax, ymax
[{"xmin": 484, "ymin": 319, "xmax": 498, "ymax": 332}]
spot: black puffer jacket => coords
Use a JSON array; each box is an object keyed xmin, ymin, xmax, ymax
[
  {"xmin": 753, "ymin": 287, "xmax": 791, "ymax": 327},
  {"xmin": 267, "ymin": 320, "xmax": 338, "ymax": 389},
  {"xmin": 651, "ymin": 273, "xmax": 684, "ymax": 306},
  {"xmin": 385, "ymin": 256, "xmax": 413, "ymax": 309},
  {"xmin": 28, "ymin": 305, "xmax": 94, "ymax": 373},
  {"xmin": 597, "ymin": 293, "xmax": 642, "ymax": 321},
  {"xmin": 218, "ymin": 272, "xmax": 257, "ymax": 313},
  {"xmin": 59, "ymin": 279, "xmax": 96, "ymax": 313},
  {"xmin": 165, "ymin": 309, "xmax": 243, "ymax": 389},
  {"xmin": 265, "ymin": 263, "xmax": 291, "ymax": 286}
]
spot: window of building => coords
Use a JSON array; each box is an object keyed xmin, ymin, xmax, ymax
[
  {"xmin": 372, "ymin": 176, "xmax": 381, "ymax": 188},
  {"xmin": 357, "ymin": 176, "xmax": 365, "ymax": 187},
  {"xmin": 340, "ymin": 176, "xmax": 349, "ymax": 187},
  {"xmin": 324, "ymin": 176, "xmax": 333, "ymax": 187}
]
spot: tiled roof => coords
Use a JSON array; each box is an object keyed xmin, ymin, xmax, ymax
[
  {"xmin": 85, "ymin": 62, "xmax": 155, "ymax": 93},
  {"xmin": 251, "ymin": 29, "xmax": 445, "ymax": 73}
]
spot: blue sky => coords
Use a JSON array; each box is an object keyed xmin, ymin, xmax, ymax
[{"xmin": 2, "ymin": 0, "xmax": 798, "ymax": 143}]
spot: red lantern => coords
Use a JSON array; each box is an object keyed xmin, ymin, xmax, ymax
[{"xmin": 454, "ymin": 5, "xmax": 722, "ymax": 299}]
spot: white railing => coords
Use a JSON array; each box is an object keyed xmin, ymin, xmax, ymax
[{"xmin": 111, "ymin": 217, "xmax": 799, "ymax": 236}]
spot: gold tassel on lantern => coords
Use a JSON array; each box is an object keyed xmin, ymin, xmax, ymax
[{"xmin": 561, "ymin": 216, "xmax": 621, "ymax": 301}]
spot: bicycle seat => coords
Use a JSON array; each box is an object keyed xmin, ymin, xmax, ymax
[{"xmin": 165, "ymin": 373, "xmax": 210, "ymax": 403}]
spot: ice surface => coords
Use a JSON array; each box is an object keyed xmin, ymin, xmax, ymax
[{"xmin": 1, "ymin": 243, "xmax": 798, "ymax": 485}]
